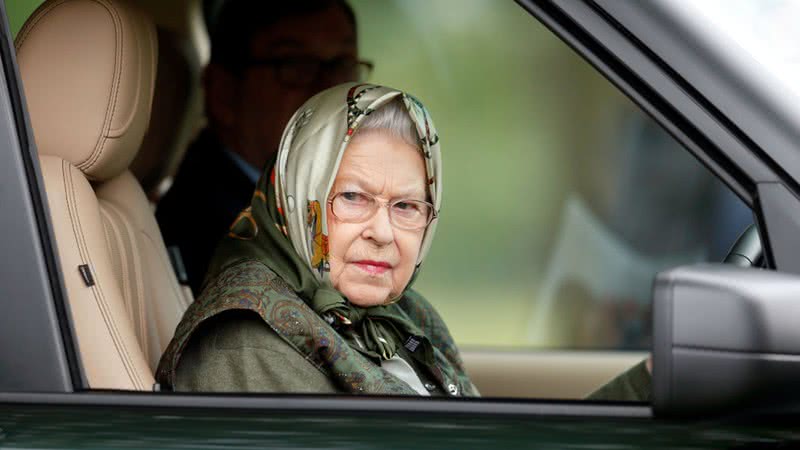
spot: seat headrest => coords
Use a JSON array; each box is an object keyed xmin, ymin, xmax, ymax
[{"xmin": 16, "ymin": 0, "xmax": 157, "ymax": 181}]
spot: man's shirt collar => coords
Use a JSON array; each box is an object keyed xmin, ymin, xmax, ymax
[{"xmin": 224, "ymin": 148, "xmax": 262, "ymax": 185}]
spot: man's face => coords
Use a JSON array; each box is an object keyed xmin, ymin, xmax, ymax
[{"xmin": 230, "ymin": 6, "xmax": 357, "ymax": 169}]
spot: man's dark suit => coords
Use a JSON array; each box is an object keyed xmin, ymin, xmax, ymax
[{"xmin": 156, "ymin": 129, "xmax": 257, "ymax": 295}]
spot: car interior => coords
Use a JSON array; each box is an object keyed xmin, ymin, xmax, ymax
[
  {"xmin": 15, "ymin": 0, "xmax": 196, "ymax": 390},
  {"xmin": 12, "ymin": 0, "xmax": 682, "ymax": 397}
]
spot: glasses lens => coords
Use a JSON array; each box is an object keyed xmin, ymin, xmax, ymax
[
  {"xmin": 277, "ymin": 59, "xmax": 319, "ymax": 86},
  {"xmin": 332, "ymin": 193, "xmax": 432, "ymax": 230},
  {"xmin": 324, "ymin": 58, "xmax": 369, "ymax": 83},
  {"xmin": 332, "ymin": 192, "xmax": 374, "ymax": 221},
  {"xmin": 391, "ymin": 200, "xmax": 431, "ymax": 230}
]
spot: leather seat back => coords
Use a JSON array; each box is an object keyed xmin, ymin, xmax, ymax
[
  {"xmin": 95, "ymin": 172, "xmax": 192, "ymax": 370},
  {"xmin": 16, "ymin": 0, "xmax": 191, "ymax": 390}
]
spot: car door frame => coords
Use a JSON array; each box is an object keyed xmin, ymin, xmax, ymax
[
  {"xmin": 0, "ymin": 0, "xmax": 79, "ymax": 394},
  {"xmin": 1, "ymin": 0, "xmax": 799, "ymax": 427}
]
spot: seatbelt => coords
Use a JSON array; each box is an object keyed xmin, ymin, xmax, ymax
[{"xmin": 167, "ymin": 245, "xmax": 194, "ymax": 307}]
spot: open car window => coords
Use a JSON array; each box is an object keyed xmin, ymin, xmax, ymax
[
  {"xmin": 353, "ymin": 0, "xmax": 751, "ymax": 350},
  {"xmin": 2, "ymin": 0, "xmax": 759, "ymax": 403},
  {"xmin": 349, "ymin": 0, "xmax": 753, "ymax": 399}
]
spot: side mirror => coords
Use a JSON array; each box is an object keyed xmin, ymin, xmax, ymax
[{"xmin": 652, "ymin": 264, "xmax": 800, "ymax": 417}]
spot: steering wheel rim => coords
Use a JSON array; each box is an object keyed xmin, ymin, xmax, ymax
[{"xmin": 722, "ymin": 224, "xmax": 764, "ymax": 267}]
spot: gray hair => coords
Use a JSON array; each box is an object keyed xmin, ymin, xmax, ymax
[{"xmin": 354, "ymin": 97, "xmax": 420, "ymax": 150}]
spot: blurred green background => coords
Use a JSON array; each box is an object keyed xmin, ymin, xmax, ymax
[
  {"xmin": 6, "ymin": 0, "xmax": 38, "ymax": 37},
  {"xmin": 8, "ymin": 0, "xmax": 735, "ymax": 350},
  {"xmin": 349, "ymin": 0, "xmax": 631, "ymax": 347}
]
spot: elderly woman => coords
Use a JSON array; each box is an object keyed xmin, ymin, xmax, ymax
[
  {"xmin": 156, "ymin": 83, "xmax": 477, "ymax": 396},
  {"xmin": 157, "ymin": 83, "xmax": 651, "ymax": 399}
]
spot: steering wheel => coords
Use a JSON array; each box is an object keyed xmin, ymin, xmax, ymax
[{"xmin": 722, "ymin": 224, "xmax": 764, "ymax": 268}]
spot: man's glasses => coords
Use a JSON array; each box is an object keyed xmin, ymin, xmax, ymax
[
  {"xmin": 328, "ymin": 191, "xmax": 436, "ymax": 231},
  {"xmin": 243, "ymin": 56, "xmax": 374, "ymax": 87}
]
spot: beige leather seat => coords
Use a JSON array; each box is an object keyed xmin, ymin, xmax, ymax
[{"xmin": 16, "ymin": 0, "xmax": 192, "ymax": 390}]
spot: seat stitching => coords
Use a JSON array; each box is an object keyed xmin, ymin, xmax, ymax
[
  {"xmin": 99, "ymin": 206, "xmax": 135, "ymax": 333},
  {"xmin": 62, "ymin": 161, "xmax": 145, "ymax": 389},
  {"xmin": 108, "ymin": 5, "xmax": 146, "ymax": 136},
  {"xmin": 101, "ymin": 200, "xmax": 148, "ymax": 361},
  {"xmin": 15, "ymin": 0, "xmax": 123, "ymax": 174},
  {"xmin": 64, "ymin": 162, "xmax": 143, "ymax": 389},
  {"xmin": 79, "ymin": 0, "xmax": 124, "ymax": 173},
  {"xmin": 62, "ymin": 162, "xmax": 126, "ymax": 386},
  {"xmin": 98, "ymin": 208, "xmax": 125, "ymax": 310},
  {"xmin": 99, "ymin": 203, "xmax": 134, "ymax": 329},
  {"xmin": 140, "ymin": 231, "xmax": 191, "ymax": 360}
]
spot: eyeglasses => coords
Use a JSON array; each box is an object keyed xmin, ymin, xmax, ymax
[
  {"xmin": 242, "ymin": 56, "xmax": 374, "ymax": 87},
  {"xmin": 328, "ymin": 191, "xmax": 437, "ymax": 231}
]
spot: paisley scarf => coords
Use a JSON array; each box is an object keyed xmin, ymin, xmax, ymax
[{"xmin": 205, "ymin": 83, "xmax": 442, "ymax": 362}]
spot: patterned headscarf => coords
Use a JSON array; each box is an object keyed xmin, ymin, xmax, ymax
[{"xmin": 204, "ymin": 83, "xmax": 442, "ymax": 361}]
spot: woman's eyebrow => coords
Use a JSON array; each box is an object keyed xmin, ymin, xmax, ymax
[
  {"xmin": 335, "ymin": 163, "xmax": 375, "ymax": 187},
  {"xmin": 333, "ymin": 179, "xmax": 425, "ymax": 199},
  {"xmin": 332, "ymin": 175, "xmax": 372, "ymax": 192},
  {"xmin": 334, "ymin": 165, "xmax": 426, "ymax": 198},
  {"xmin": 380, "ymin": 185, "xmax": 427, "ymax": 201}
]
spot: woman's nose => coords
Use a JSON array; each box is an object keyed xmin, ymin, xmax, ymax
[{"xmin": 362, "ymin": 205, "xmax": 394, "ymax": 245}]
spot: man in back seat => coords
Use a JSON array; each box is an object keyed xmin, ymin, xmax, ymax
[{"xmin": 156, "ymin": 0, "xmax": 369, "ymax": 294}]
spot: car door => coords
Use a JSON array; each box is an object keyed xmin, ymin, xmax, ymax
[
  {"xmin": 347, "ymin": 0, "xmax": 758, "ymax": 400},
  {"xmin": 1, "ymin": 0, "xmax": 799, "ymax": 448}
]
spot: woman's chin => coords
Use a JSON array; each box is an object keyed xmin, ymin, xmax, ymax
[{"xmin": 341, "ymin": 284, "xmax": 394, "ymax": 307}]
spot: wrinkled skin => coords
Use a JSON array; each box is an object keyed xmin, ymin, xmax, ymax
[{"xmin": 326, "ymin": 133, "xmax": 428, "ymax": 307}]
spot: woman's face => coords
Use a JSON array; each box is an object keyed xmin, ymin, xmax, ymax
[{"xmin": 327, "ymin": 132, "xmax": 427, "ymax": 307}]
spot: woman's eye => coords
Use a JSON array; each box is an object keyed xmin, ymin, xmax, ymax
[
  {"xmin": 393, "ymin": 201, "xmax": 421, "ymax": 214},
  {"xmin": 341, "ymin": 192, "xmax": 368, "ymax": 203}
]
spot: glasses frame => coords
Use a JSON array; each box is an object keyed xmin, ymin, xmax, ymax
[
  {"xmin": 328, "ymin": 191, "xmax": 437, "ymax": 231},
  {"xmin": 240, "ymin": 56, "xmax": 374, "ymax": 87}
]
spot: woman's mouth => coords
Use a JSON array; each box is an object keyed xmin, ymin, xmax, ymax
[{"xmin": 352, "ymin": 260, "xmax": 392, "ymax": 276}]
